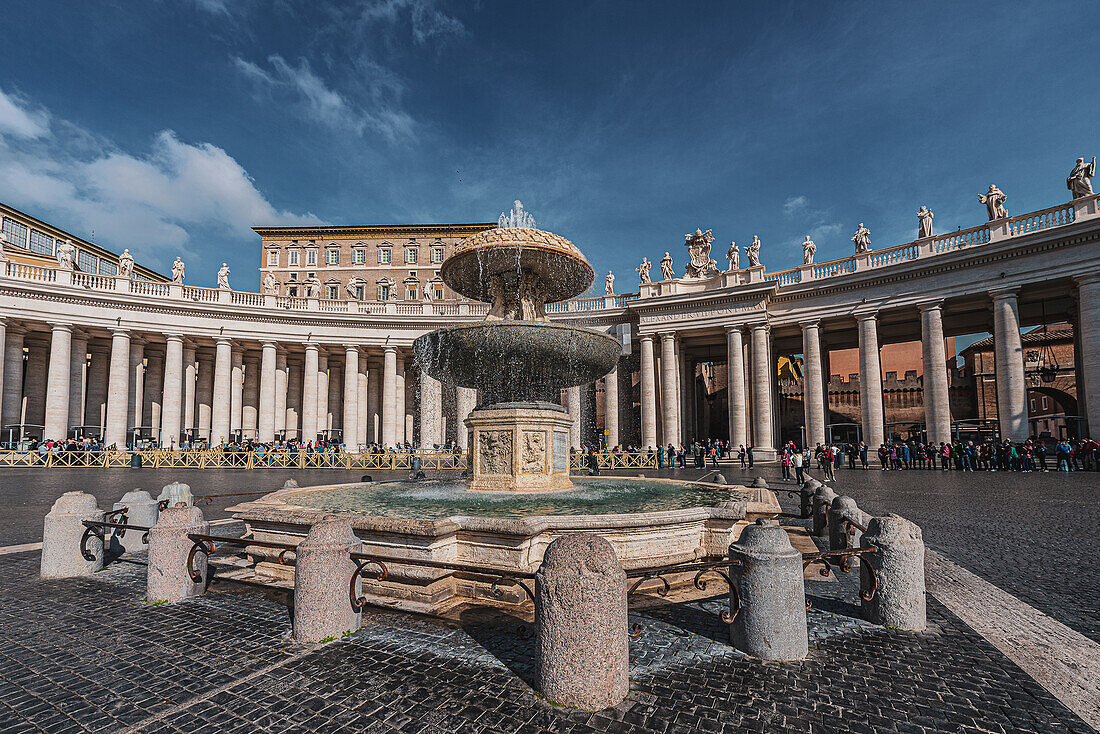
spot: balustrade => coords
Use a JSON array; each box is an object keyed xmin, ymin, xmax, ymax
[{"xmin": 1007, "ymin": 201, "xmax": 1074, "ymax": 237}]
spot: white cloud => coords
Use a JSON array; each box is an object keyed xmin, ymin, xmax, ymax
[
  {"xmin": 190, "ymin": 0, "xmax": 231, "ymax": 15},
  {"xmin": 0, "ymin": 87, "xmax": 49, "ymax": 140},
  {"xmin": 354, "ymin": 0, "xmax": 466, "ymax": 44},
  {"xmin": 0, "ymin": 88, "xmax": 321, "ymax": 264},
  {"xmin": 782, "ymin": 195, "xmax": 807, "ymax": 215}
]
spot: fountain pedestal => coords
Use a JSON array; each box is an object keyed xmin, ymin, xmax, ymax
[{"xmin": 466, "ymin": 403, "xmax": 573, "ymax": 492}]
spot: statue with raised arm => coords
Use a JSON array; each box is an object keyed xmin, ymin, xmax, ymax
[
  {"xmin": 917, "ymin": 206, "xmax": 934, "ymax": 238},
  {"xmin": 1067, "ymin": 157, "xmax": 1096, "ymax": 199},
  {"xmin": 801, "ymin": 235, "xmax": 816, "ymax": 265},
  {"xmin": 263, "ymin": 271, "xmax": 278, "ymax": 295},
  {"xmin": 56, "ymin": 239, "xmax": 76, "ymax": 270},
  {"xmin": 746, "ymin": 236, "xmax": 761, "ymax": 268},
  {"xmin": 726, "ymin": 242, "xmax": 739, "ymax": 271},
  {"xmin": 171, "ymin": 257, "xmax": 185, "ymax": 283},
  {"xmin": 978, "ymin": 184, "xmax": 1008, "ymax": 220},
  {"xmin": 636, "ymin": 257, "xmax": 651, "ymax": 284},
  {"xmin": 851, "ymin": 223, "xmax": 872, "ymax": 253},
  {"xmin": 117, "ymin": 249, "xmax": 134, "ymax": 277},
  {"xmin": 659, "ymin": 251, "xmax": 675, "ymax": 281},
  {"xmin": 605, "ymin": 270, "xmax": 615, "ymax": 295},
  {"xmin": 217, "ymin": 263, "xmax": 231, "ymax": 290}
]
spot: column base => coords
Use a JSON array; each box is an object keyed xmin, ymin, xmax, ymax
[{"xmin": 466, "ymin": 403, "xmax": 573, "ymax": 492}]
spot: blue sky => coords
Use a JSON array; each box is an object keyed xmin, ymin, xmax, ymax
[{"xmin": 0, "ymin": 0, "xmax": 1097, "ymax": 290}]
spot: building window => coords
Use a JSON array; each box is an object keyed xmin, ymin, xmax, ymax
[
  {"xmin": 99, "ymin": 260, "xmax": 118, "ymax": 276},
  {"xmin": 378, "ymin": 283, "xmax": 391, "ymax": 300},
  {"xmin": 1042, "ymin": 396, "xmax": 1049, "ymax": 410},
  {"xmin": 288, "ymin": 286, "xmax": 298, "ymax": 297},
  {"xmin": 430, "ymin": 246, "xmax": 444, "ymax": 263},
  {"xmin": 288, "ymin": 250, "xmax": 299, "ymax": 266},
  {"xmin": 378, "ymin": 248, "xmax": 391, "ymax": 264},
  {"xmin": 288, "ymin": 272, "xmax": 298, "ymax": 281},
  {"xmin": 325, "ymin": 284, "xmax": 339, "ymax": 300},
  {"xmin": 433, "ymin": 283, "xmax": 444, "ymax": 300},
  {"xmin": 406, "ymin": 284, "xmax": 418, "ymax": 300},
  {"xmin": 307, "ymin": 250, "xmax": 317, "ymax": 266},
  {"xmin": 355, "ymin": 285, "xmax": 364, "ymax": 300},
  {"xmin": 267, "ymin": 250, "xmax": 278, "ymax": 267},
  {"xmin": 353, "ymin": 249, "xmax": 366, "ymax": 264},
  {"xmin": 28, "ymin": 229, "xmax": 54, "ymax": 255},
  {"xmin": 326, "ymin": 249, "xmax": 339, "ymax": 265},
  {"xmin": 2, "ymin": 218, "xmax": 28, "ymax": 249},
  {"xmin": 404, "ymin": 247, "xmax": 418, "ymax": 264},
  {"xmin": 76, "ymin": 250, "xmax": 97, "ymax": 273}
]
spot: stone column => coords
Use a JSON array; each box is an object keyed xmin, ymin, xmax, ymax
[
  {"xmin": 991, "ymin": 289, "xmax": 1028, "ymax": 441},
  {"xmin": 274, "ymin": 349, "xmax": 288, "ymax": 437},
  {"xmin": 366, "ymin": 360, "xmax": 380, "ymax": 444},
  {"xmin": 143, "ymin": 350, "xmax": 163, "ymax": 441},
  {"xmin": 726, "ymin": 326, "xmax": 748, "ymax": 449},
  {"xmin": 316, "ymin": 352, "xmax": 330, "ymax": 435},
  {"xmin": 23, "ymin": 338, "xmax": 48, "ymax": 429},
  {"xmin": 302, "ymin": 343, "xmax": 319, "ymax": 443},
  {"xmin": 104, "ymin": 330, "xmax": 131, "ymax": 448},
  {"xmin": 160, "ymin": 334, "xmax": 184, "ymax": 449},
  {"xmin": 750, "ymin": 323, "xmax": 775, "ymax": 454},
  {"xmin": 455, "ymin": 386, "xmax": 476, "ymax": 452},
  {"xmin": 211, "ymin": 338, "xmax": 232, "ymax": 445},
  {"xmin": 679, "ymin": 349, "xmax": 693, "ymax": 443},
  {"xmin": 659, "ymin": 333, "xmax": 679, "ymax": 447},
  {"xmin": 801, "ymin": 321, "xmax": 826, "ymax": 449},
  {"xmin": 0, "ymin": 324, "xmax": 23, "ymax": 431},
  {"xmin": 182, "ymin": 344, "xmax": 197, "ymax": 437},
  {"xmin": 286, "ymin": 358, "xmax": 301, "ymax": 440},
  {"xmin": 381, "ymin": 347, "xmax": 397, "ymax": 447},
  {"xmin": 342, "ymin": 345, "xmax": 359, "ymax": 449},
  {"xmin": 920, "ymin": 302, "xmax": 952, "ymax": 445},
  {"xmin": 196, "ymin": 350, "xmax": 214, "ymax": 441},
  {"xmin": 258, "ymin": 342, "xmax": 277, "ymax": 442},
  {"xmin": 357, "ymin": 359, "xmax": 368, "ymax": 445},
  {"xmin": 126, "ymin": 340, "xmax": 145, "ymax": 438},
  {"xmin": 68, "ymin": 330, "xmax": 87, "ymax": 434},
  {"xmin": 0, "ymin": 320, "xmax": 6, "ymax": 432},
  {"xmin": 327, "ymin": 363, "xmax": 343, "ymax": 435},
  {"xmin": 566, "ymin": 385, "xmax": 582, "ymax": 449},
  {"xmin": 639, "ymin": 334, "xmax": 657, "ymax": 449},
  {"xmin": 242, "ymin": 353, "xmax": 259, "ymax": 438},
  {"xmin": 44, "ymin": 323, "xmax": 73, "ymax": 441},
  {"xmin": 603, "ymin": 364, "xmax": 619, "ymax": 448},
  {"xmin": 85, "ymin": 344, "xmax": 110, "ymax": 436},
  {"xmin": 1077, "ymin": 275, "xmax": 1100, "ymax": 437},
  {"xmin": 857, "ymin": 313, "xmax": 885, "ymax": 448},
  {"xmin": 420, "ymin": 370, "xmax": 441, "ymax": 449},
  {"xmin": 230, "ymin": 347, "xmax": 244, "ymax": 437},
  {"xmin": 396, "ymin": 353, "xmax": 407, "ymax": 445}
]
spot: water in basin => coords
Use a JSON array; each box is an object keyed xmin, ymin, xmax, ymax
[{"xmin": 286, "ymin": 476, "xmax": 755, "ymax": 519}]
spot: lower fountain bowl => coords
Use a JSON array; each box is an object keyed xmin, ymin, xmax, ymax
[{"xmin": 413, "ymin": 321, "xmax": 622, "ymax": 404}]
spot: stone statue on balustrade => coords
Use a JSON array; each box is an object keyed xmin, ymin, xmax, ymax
[
  {"xmin": 659, "ymin": 252, "xmax": 675, "ymax": 281},
  {"xmin": 636, "ymin": 257, "xmax": 651, "ymax": 284},
  {"xmin": 118, "ymin": 249, "xmax": 134, "ymax": 278},
  {"xmin": 801, "ymin": 235, "xmax": 816, "ymax": 265},
  {"xmin": 263, "ymin": 271, "xmax": 278, "ymax": 295},
  {"xmin": 305, "ymin": 276, "xmax": 321, "ymax": 298},
  {"xmin": 0, "ymin": 232, "xmax": 8, "ymax": 261},
  {"xmin": 1067, "ymin": 157, "xmax": 1096, "ymax": 199},
  {"xmin": 217, "ymin": 263, "xmax": 231, "ymax": 290},
  {"xmin": 851, "ymin": 223, "xmax": 872, "ymax": 253},
  {"xmin": 978, "ymin": 185, "xmax": 1008, "ymax": 220},
  {"xmin": 605, "ymin": 270, "xmax": 615, "ymax": 295},
  {"xmin": 56, "ymin": 239, "xmax": 76, "ymax": 270},
  {"xmin": 746, "ymin": 236, "xmax": 762, "ymax": 268},
  {"xmin": 422, "ymin": 283, "xmax": 433, "ymax": 301},
  {"xmin": 344, "ymin": 276, "xmax": 365, "ymax": 299},
  {"xmin": 683, "ymin": 228, "xmax": 719, "ymax": 279},
  {"xmin": 726, "ymin": 242, "xmax": 739, "ymax": 271},
  {"xmin": 171, "ymin": 257, "xmax": 185, "ymax": 283},
  {"xmin": 917, "ymin": 207, "xmax": 934, "ymax": 238}
]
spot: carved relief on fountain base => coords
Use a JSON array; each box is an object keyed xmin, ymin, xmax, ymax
[{"xmin": 466, "ymin": 404, "xmax": 574, "ymax": 492}]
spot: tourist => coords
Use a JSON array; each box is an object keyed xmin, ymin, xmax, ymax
[
  {"xmin": 858, "ymin": 441, "xmax": 868, "ymax": 469},
  {"xmin": 821, "ymin": 444, "xmax": 836, "ymax": 481},
  {"xmin": 792, "ymin": 447, "xmax": 805, "ymax": 484},
  {"xmin": 780, "ymin": 448, "xmax": 792, "ymax": 481},
  {"xmin": 746, "ymin": 445, "xmax": 754, "ymax": 468},
  {"xmin": 737, "ymin": 444, "xmax": 746, "ymax": 469},
  {"xmin": 1056, "ymin": 439, "xmax": 1073, "ymax": 471}
]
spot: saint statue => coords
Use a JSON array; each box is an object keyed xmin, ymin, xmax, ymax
[
  {"xmin": 422, "ymin": 283, "xmax": 434, "ymax": 301},
  {"xmin": 683, "ymin": 228, "xmax": 719, "ymax": 279},
  {"xmin": 263, "ymin": 271, "xmax": 278, "ymax": 295},
  {"xmin": 171, "ymin": 257, "xmax": 185, "ymax": 284},
  {"xmin": 801, "ymin": 235, "xmax": 816, "ymax": 265},
  {"xmin": 344, "ymin": 277, "xmax": 363, "ymax": 299},
  {"xmin": 851, "ymin": 223, "xmax": 872, "ymax": 253},
  {"xmin": 118, "ymin": 249, "xmax": 134, "ymax": 277},
  {"xmin": 56, "ymin": 239, "xmax": 76, "ymax": 270},
  {"xmin": 659, "ymin": 252, "xmax": 675, "ymax": 281},
  {"xmin": 636, "ymin": 257, "xmax": 651, "ymax": 284},
  {"xmin": 746, "ymin": 236, "xmax": 761, "ymax": 268},
  {"xmin": 726, "ymin": 242, "xmax": 739, "ymax": 272},
  {"xmin": 305, "ymin": 276, "xmax": 321, "ymax": 298},
  {"xmin": 978, "ymin": 184, "xmax": 1008, "ymax": 220},
  {"xmin": 1067, "ymin": 157, "xmax": 1096, "ymax": 199},
  {"xmin": 917, "ymin": 207, "xmax": 934, "ymax": 239},
  {"xmin": 217, "ymin": 263, "xmax": 231, "ymax": 290},
  {"xmin": 605, "ymin": 270, "xmax": 615, "ymax": 295}
]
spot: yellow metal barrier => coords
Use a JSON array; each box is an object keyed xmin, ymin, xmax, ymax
[{"xmin": 570, "ymin": 451, "xmax": 658, "ymax": 470}]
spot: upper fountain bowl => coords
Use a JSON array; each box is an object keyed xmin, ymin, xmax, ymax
[{"xmin": 441, "ymin": 227, "xmax": 593, "ymax": 304}]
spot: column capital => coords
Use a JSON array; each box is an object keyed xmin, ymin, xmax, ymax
[
  {"xmin": 638, "ymin": 333, "xmax": 655, "ymax": 343},
  {"xmin": 854, "ymin": 310, "xmax": 879, "ymax": 322},
  {"xmin": 214, "ymin": 336, "xmax": 233, "ymax": 347},
  {"xmin": 659, "ymin": 331, "xmax": 677, "ymax": 341},
  {"xmin": 304, "ymin": 342, "xmax": 320, "ymax": 353},
  {"xmin": 110, "ymin": 327, "xmax": 130, "ymax": 338},
  {"xmin": 798, "ymin": 319, "xmax": 821, "ymax": 330},
  {"xmin": 723, "ymin": 324, "xmax": 744, "ymax": 334},
  {"xmin": 383, "ymin": 345, "xmax": 398, "ymax": 354},
  {"xmin": 260, "ymin": 340, "xmax": 278, "ymax": 350},
  {"xmin": 164, "ymin": 333, "xmax": 186, "ymax": 343},
  {"xmin": 989, "ymin": 287, "xmax": 1019, "ymax": 301},
  {"xmin": 746, "ymin": 320, "xmax": 769, "ymax": 331},
  {"xmin": 48, "ymin": 322, "xmax": 73, "ymax": 333},
  {"xmin": 917, "ymin": 300, "xmax": 944, "ymax": 313},
  {"xmin": 343, "ymin": 344, "xmax": 360, "ymax": 353},
  {"xmin": 1075, "ymin": 273, "xmax": 1100, "ymax": 288}
]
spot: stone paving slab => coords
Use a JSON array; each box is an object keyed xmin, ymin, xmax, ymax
[{"xmin": 0, "ymin": 543, "xmax": 1093, "ymax": 734}]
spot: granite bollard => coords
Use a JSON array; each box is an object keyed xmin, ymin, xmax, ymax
[
  {"xmin": 811, "ymin": 485, "xmax": 835, "ymax": 537},
  {"xmin": 728, "ymin": 520, "xmax": 808, "ymax": 661},
  {"xmin": 147, "ymin": 505, "xmax": 208, "ymax": 604},
  {"xmin": 828, "ymin": 495, "xmax": 863, "ymax": 554},
  {"xmin": 860, "ymin": 514, "xmax": 927, "ymax": 631},
  {"xmin": 112, "ymin": 490, "xmax": 159, "ymax": 554},
  {"xmin": 536, "ymin": 534, "xmax": 628, "ymax": 710},
  {"xmin": 799, "ymin": 478, "xmax": 821, "ymax": 518},
  {"xmin": 157, "ymin": 481, "xmax": 193, "ymax": 508},
  {"xmin": 41, "ymin": 491, "xmax": 104, "ymax": 579},
  {"xmin": 293, "ymin": 517, "xmax": 362, "ymax": 643}
]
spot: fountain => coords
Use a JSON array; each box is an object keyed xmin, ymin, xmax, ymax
[{"xmin": 413, "ymin": 222, "xmax": 620, "ymax": 491}]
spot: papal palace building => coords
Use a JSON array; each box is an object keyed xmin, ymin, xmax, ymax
[{"xmin": 1, "ymin": 175, "xmax": 1099, "ymax": 457}]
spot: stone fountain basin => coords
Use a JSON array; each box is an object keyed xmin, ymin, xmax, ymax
[
  {"xmin": 413, "ymin": 321, "xmax": 622, "ymax": 404},
  {"xmin": 442, "ymin": 238, "xmax": 593, "ymax": 303},
  {"xmin": 228, "ymin": 478, "xmax": 780, "ymax": 614}
]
